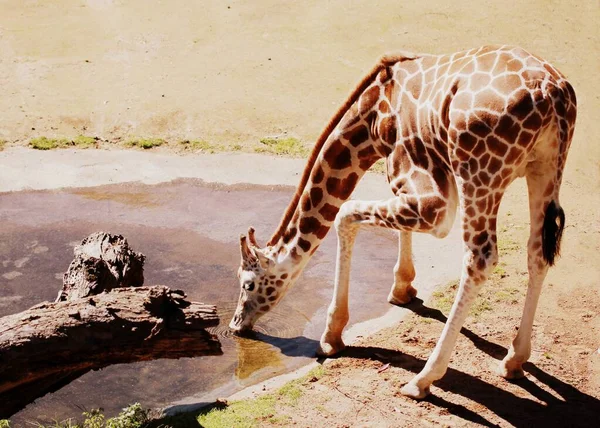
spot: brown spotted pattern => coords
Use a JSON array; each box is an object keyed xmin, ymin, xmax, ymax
[{"xmin": 230, "ymin": 46, "xmax": 577, "ymax": 398}]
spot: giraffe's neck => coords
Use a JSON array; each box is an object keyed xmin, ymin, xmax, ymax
[
  {"xmin": 273, "ymin": 132, "xmax": 381, "ymax": 274},
  {"xmin": 265, "ymin": 54, "xmax": 414, "ymax": 277}
]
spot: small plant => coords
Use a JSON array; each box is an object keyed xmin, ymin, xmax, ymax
[
  {"xmin": 494, "ymin": 286, "xmax": 521, "ymax": 303},
  {"xmin": 277, "ymin": 380, "xmax": 303, "ymax": 405},
  {"xmin": 179, "ymin": 140, "xmax": 225, "ymax": 153},
  {"xmin": 255, "ymin": 136, "xmax": 309, "ymax": 157},
  {"xmin": 369, "ymin": 159, "xmax": 387, "ymax": 174},
  {"xmin": 104, "ymin": 403, "xmax": 148, "ymax": 428},
  {"xmin": 431, "ymin": 279, "xmax": 459, "ymax": 314},
  {"xmin": 492, "ymin": 263, "xmax": 507, "ymax": 278},
  {"xmin": 431, "ymin": 279, "xmax": 492, "ymax": 318},
  {"xmin": 498, "ymin": 237, "xmax": 520, "ymax": 256},
  {"xmin": 73, "ymin": 135, "xmax": 98, "ymax": 148},
  {"xmin": 197, "ymin": 395, "xmax": 278, "ymax": 428},
  {"xmin": 470, "ymin": 298, "xmax": 493, "ymax": 317},
  {"xmin": 0, "ymin": 140, "xmax": 6, "ymax": 151},
  {"xmin": 29, "ymin": 136, "xmax": 70, "ymax": 150},
  {"xmin": 82, "ymin": 409, "xmax": 105, "ymax": 428},
  {"xmin": 305, "ymin": 365, "xmax": 326, "ymax": 381},
  {"xmin": 0, "ymin": 420, "xmax": 10, "ymax": 428},
  {"xmin": 126, "ymin": 138, "xmax": 165, "ymax": 149},
  {"xmin": 194, "ymin": 366, "xmax": 325, "ymax": 427}
]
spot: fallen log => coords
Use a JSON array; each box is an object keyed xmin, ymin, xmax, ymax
[{"xmin": 0, "ymin": 286, "xmax": 222, "ymax": 418}]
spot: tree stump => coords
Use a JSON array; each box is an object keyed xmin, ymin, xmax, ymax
[{"xmin": 57, "ymin": 232, "xmax": 145, "ymax": 302}]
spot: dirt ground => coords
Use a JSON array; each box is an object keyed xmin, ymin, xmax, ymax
[{"xmin": 1, "ymin": 0, "xmax": 599, "ymax": 427}]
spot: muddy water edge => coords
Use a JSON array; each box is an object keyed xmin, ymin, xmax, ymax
[{"xmin": 1, "ymin": 179, "xmax": 403, "ymax": 424}]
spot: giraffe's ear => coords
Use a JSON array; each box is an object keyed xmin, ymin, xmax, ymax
[
  {"xmin": 254, "ymin": 247, "xmax": 274, "ymax": 270},
  {"xmin": 248, "ymin": 227, "xmax": 260, "ymax": 248}
]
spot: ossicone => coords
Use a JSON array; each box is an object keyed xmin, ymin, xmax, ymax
[
  {"xmin": 239, "ymin": 234, "xmax": 254, "ymax": 260},
  {"xmin": 248, "ymin": 227, "xmax": 260, "ymax": 248}
]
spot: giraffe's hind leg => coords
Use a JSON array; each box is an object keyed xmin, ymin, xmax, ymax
[
  {"xmin": 388, "ymin": 231, "xmax": 417, "ymax": 305},
  {"xmin": 499, "ymin": 156, "xmax": 564, "ymax": 378}
]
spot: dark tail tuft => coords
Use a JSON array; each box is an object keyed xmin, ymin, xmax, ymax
[{"xmin": 542, "ymin": 200, "xmax": 565, "ymax": 266}]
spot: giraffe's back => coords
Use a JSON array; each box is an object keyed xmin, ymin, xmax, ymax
[{"xmin": 385, "ymin": 45, "xmax": 576, "ymax": 198}]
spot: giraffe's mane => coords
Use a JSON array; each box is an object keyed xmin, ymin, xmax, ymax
[{"xmin": 266, "ymin": 52, "xmax": 418, "ymax": 247}]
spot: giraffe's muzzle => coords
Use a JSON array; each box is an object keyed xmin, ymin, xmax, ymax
[{"xmin": 228, "ymin": 309, "xmax": 255, "ymax": 334}]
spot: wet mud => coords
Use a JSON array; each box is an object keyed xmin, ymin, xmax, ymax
[{"xmin": 0, "ymin": 179, "xmax": 403, "ymax": 423}]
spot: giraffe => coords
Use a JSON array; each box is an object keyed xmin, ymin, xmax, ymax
[{"xmin": 229, "ymin": 45, "xmax": 577, "ymax": 399}]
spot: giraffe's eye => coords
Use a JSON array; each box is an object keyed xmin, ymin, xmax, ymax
[{"xmin": 243, "ymin": 281, "xmax": 255, "ymax": 292}]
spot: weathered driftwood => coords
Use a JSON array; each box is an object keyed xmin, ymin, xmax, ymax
[
  {"xmin": 57, "ymin": 232, "xmax": 145, "ymax": 302},
  {"xmin": 0, "ymin": 286, "xmax": 221, "ymax": 418}
]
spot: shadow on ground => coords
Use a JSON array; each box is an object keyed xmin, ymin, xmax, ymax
[{"xmin": 340, "ymin": 299, "xmax": 600, "ymax": 428}]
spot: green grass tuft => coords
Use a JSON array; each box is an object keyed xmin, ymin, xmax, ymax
[
  {"xmin": 193, "ymin": 366, "xmax": 325, "ymax": 427},
  {"xmin": 255, "ymin": 137, "xmax": 309, "ymax": 157},
  {"xmin": 29, "ymin": 136, "xmax": 70, "ymax": 150},
  {"xmin": 498, "ymin": 237, "xmax": 520, "ymax": 256},
  {"xmin": 197, "ymin": 395, "xmax": 278, "ymax": 428},
  {"xmin": 72, "ymin": 135, "xmax": 97, "ymax": 148},
  {"xmin": 431, "ymin": 279, "xmax": 494, "ymax": 318},
  {"xmin": 470, "ymin": 298, "xmax": 493, "ymax": 317},
  {"xmin": 305, "ymin": 365, "xmax": 326, "ymax": 381},
  {"xmin": 494, "ymin": 286, "xmax": 522, "ymax": 304},
  {"xmin": 29, "ymin": 135, "xmax": 98, "ymax": 150},
  {"xmin": 126, "ymin": 138, "xmax": 166, "ymax": 149},
  {"xmin": 179, "ymin": 140, "xmax": 225, "ymax": 153},
  {"xmin": 431, "ymin": 279, "xmax": 459, "ymax": 314},
  {"xmin": 277, "ymin": 380, "xmax": 304, "ymax": 405},
  {"xmin": 492, "ymin": 264, "xmax": 507, "ymax": 278},
  {"xmin": 369, "ymin": 159, "xmax": 387, "ymax": 174}
]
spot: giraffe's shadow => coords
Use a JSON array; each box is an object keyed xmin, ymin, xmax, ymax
[
  {"xmin": 336, "ymin": 298, "xmax": 600, "ymax": 427},
  {"xmin": 250, "ymin": 298, "xmax": 599, "ymax": 427}
]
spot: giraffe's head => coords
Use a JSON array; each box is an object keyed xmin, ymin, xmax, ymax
[{"xmin": 229, "ymin": 227, "xmax": 292, "ymax": 333}]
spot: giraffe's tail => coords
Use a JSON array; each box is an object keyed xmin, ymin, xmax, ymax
[
  {"xmin": 541, "ymin": 200, "xmax": 565, "ymax": 266},
  {"xmin": 540, "ymin": 80, "xmax": 576, "ymax": 266}
]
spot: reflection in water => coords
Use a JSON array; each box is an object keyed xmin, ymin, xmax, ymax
[
  {"xmin": 234, "ymin": 336, "xmax": 285, "ymax": 381},
  {"xmin": 1, "ymin": 179, "xmax": 399, "ymax": 424}
]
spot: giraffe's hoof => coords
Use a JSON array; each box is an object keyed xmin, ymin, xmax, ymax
[
  {"xmin": 400, "ymin": 380, "xmax": 430, "ymax": 400},
  {"xmin": 387, "ymin": 284, "xmax": 417, "ymax": 306},
  {"xmin": 497, "ymin": 361, "xmax": 526, "ymax": 379},
  {"xmin": 316, "ymin": 337, "xmax": 346, "ymax": 357}
]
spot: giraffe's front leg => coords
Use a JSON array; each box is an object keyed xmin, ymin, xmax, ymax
[
  {"xmin": 317, "ymin": 201, "xmax": 360, "ymax": 357},
  {"xmin": 388, "ymin": 231, "xmax": 417, "ymax": 305}
]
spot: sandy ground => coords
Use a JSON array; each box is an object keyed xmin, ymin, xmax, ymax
[{"xmin": 1, "ymin": 0, "xmax": 599, "ymax": 426}]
